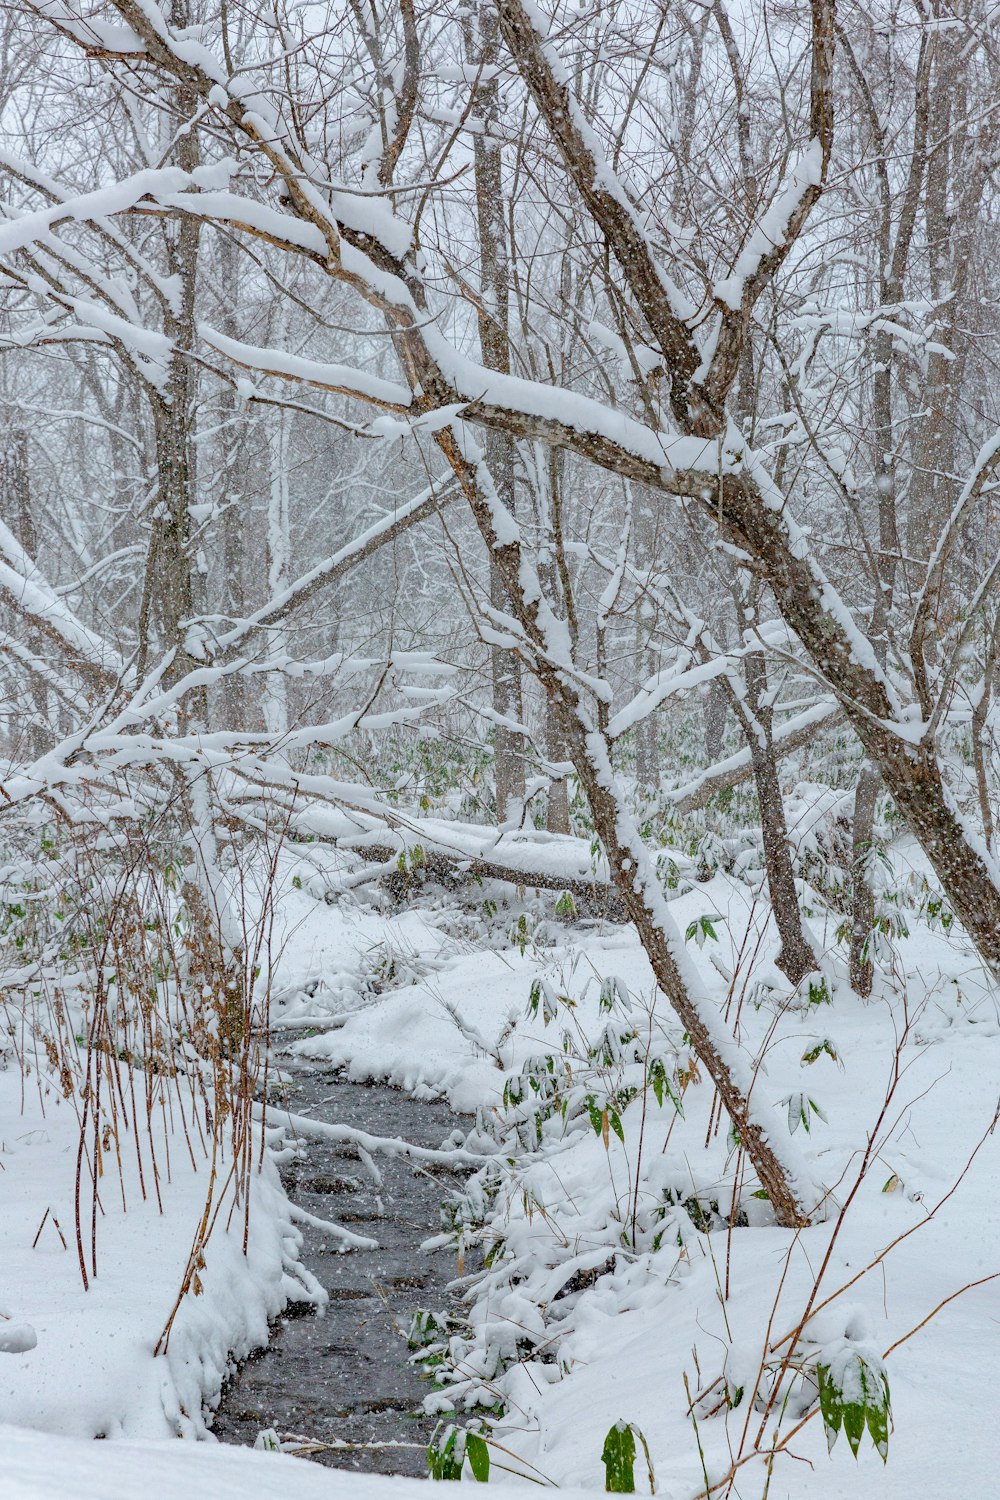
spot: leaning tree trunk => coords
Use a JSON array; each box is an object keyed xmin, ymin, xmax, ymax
[{"xmin": 437, "ymin": 430, "xmax": 814, "ymax": 1229}]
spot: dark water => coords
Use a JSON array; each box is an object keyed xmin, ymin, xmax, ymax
[{"xmin": 213, "ymin": 1063, "xmax": 465, "ymax": 1475}]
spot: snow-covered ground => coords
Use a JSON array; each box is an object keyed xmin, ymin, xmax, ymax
[
  {"xmin": 3, "ymin": 843, "xmax": 1000, "ymax": 1498},
  {"xmin": 292, "ymin": 865, "xmax": 1000, "ymax": 1498},
  {"xmin": 0, "ymin": 1060, "xmax": 317, "ymax": 1440},
  {"xmin": 2, "ymin": 1421, "xmax": 594, "ymax": 1500}
]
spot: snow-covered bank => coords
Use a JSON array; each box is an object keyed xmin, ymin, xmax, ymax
[
  {"xmin": 0, "ymin": 1061, "xmax": 316, "ymax": 1440},
  {"xmin": 2, "ymin": 1421, "xmax": 584, "ymax": 1500}
]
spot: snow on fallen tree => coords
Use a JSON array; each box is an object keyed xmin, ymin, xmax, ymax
[{"xmin": 288, "ymin": 808, "xmax": 691, "ymax": 919}]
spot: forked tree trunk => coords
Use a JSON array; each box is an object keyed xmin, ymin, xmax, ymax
[
  {"xmin": 110, "ymin": 0, "xmax": 1000, "ymax": 1205},
  {"xmin": 482, "ymin": 0, "xmax": 1000, "ymax": 977}
]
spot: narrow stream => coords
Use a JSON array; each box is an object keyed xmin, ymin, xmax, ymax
[{"xmin": 213, "ymin": 1060, "xmax": 465, "ymax": 1475}]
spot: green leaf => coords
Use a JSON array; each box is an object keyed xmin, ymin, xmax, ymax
[
  {"xmin": 428, "ymin": 1424, "xmax": 464, "ymax": 1480},
  {"xmin": 866, "ymin": 1394, "xmax": 890, "ymax": 1461},
  {"xmin": 842, "ymin": 1396, "xmax": 866, "ymax": 1458},
  {"xmin": 465, "ymin": 1433, "xmax": 490, "ymax": 1482},
  {"xmin": 816, "ymin": 1351, "xmax": 890, "ymax": 1464},
  {"xmin": 807, "ymin": 974, "xmax": 831, "ymax": 1006},
  {"xmin": 648, "ymin": 1058, "xmax": 682, "ymax": 1114},
  {"xmin": 602, "ymin": 1421, "xmax": 636, "ymax": 1493},
  {"xmin": 555, "ymin": 889, "xmax": 577, "ymax": 919},
  {"xmin": 685, "ymin": 914, "xmax": 720, "ymax": 948},
  {"xmin": 801, "ymin": 1038, "xmax": 842, "ymax": 1068},
  {"xmin": 817, "ymin": 1366, "xmax": 844, "ymax": 1453}
]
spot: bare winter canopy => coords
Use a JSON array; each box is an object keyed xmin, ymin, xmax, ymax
[{"xmin": 2, "ymin": 0, "xmax": 1000, "ymax": 1241}]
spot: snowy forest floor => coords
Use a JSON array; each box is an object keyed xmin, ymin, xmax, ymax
[{"xmin": 3, "ymin": 833, "xmax": 1000, "ymax": 1498}]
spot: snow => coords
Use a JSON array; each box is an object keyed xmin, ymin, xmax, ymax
[
  {"xmin": 0, "ymin": 168, "xmax": 195, "ymax": 260},
  {"xmin": 155, "ymin": 191, "xmax": 330, "ymax": 259},
  {"xmin": 0, "ymin": 1060, "xmax": 315, "ymax": 1441},
  {"xmin": 288, "ymin": 866, "xmax": 1000, "ymax": 1498},
  {"xmin": 208, "ymin": 478, "xmax": 456, "ymax": 656},
  {"xmin": 714, "ymin": 140, "xmax": 824, "ymax": 311},
  {"xmin": 201, "ymin": 326, "xmax": 412, "ymax": 408},
  {"xmin": 2, "ymin": 1422, "xmax": 591, "ymax": 1500},
  {"xmin": 0, "ymin": 520, "xmax": 124, "ymax": 681},
  {"xmin": 288, "ymin": 807, "xmax": 618, "ymax": 888},
  {"xmin": 28, "ymin": 4, "xmax": 144, "ymax": 57},
  {"xmin": 7, "ymin": 5, "xmax": 1000, "ymax": 1494},
  {"xmin": 607, "ymin": 620, "xmax": 798, "ymax": 739},
  {"xmin": 292, "ymin": 944, "xmax": 553, "ymax": 1110},
  {"xmin": 3, "ymin": 827, "xmax": 1000, "ymax": 1498},
  {"xmin": 668, "ymin": 700, "xmax": 841, "ymax": 808}
]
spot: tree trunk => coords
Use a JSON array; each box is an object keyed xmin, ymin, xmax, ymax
[
  {"xmin": 472, "ymin": 5, "xmax": 525, "ymax": 823},
  {"xmin": 704, "ymin": 680, "xmax": 728, "ymax": 761},
  {"xmin": 437, "ymin": 430, "xmax": 813, "ymax": 1228},
  {"xmin": 215, "ymin": 232, "xmax": 251, "ymax": 734},
  {"xmin": 632, "ymin": 498, "xmax": 659, "ymax": 793},
  {"xmin": 849, "ymin": 765, "xmax": 878, "ymax": 996},
  {"xmin": 263, "ymin": 407, "xmax": 290, "ymax": 739},
  {"xmin": 3, "ymin": 429, "xmax": 49, "ymax": 759},
  {"xmin": 734, "ymin": 652, "xmax": 815, "ymax": 984},
  {"xmin": 545, "ymin": 696, "xmax": 570, "ymax": 835}
]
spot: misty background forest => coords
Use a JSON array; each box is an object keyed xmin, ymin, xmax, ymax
[{"xmin": 2, "ymin": 3, "xmax": 1000, "ymax": 1498}]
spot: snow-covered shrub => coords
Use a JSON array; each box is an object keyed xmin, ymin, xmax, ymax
[{"xmin": 412, "ymin": 973, "xmax": 748, "ymax": 1418}]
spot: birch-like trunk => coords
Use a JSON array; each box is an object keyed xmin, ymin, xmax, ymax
[
  {"xmin": 472, "ymin": 4, "xmax": 525, "ymax": 823},
  {"xmin": 263, "ymin": 407, "xmax": 290, "ymax": 739}
]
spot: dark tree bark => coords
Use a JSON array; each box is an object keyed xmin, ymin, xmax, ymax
[
  {"xmin": 849, "ymin": 766, "xmax": 878, "ymax": 996},
  {"xmin": 736, "ymin": 653, "xmax": 816, "ymax": 985}
]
